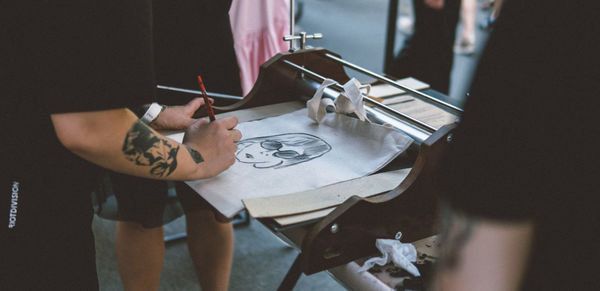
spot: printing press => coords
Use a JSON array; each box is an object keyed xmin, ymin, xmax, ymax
[{"xmin": 157, "ymin": 43, "xmax": 463, "ymax": 290}]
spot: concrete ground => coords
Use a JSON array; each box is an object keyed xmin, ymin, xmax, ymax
[
  {"xmin": 94, "ymin": 0, "xmax": 493, "ymax": 289},
  {"xmin": 94, "ymin": 216, "xmax": 343, "ymax": 290}
]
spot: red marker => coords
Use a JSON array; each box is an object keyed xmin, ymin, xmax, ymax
[{"xmin": 196, "ymin": 75, "xmax": 215, "ymax": 121}]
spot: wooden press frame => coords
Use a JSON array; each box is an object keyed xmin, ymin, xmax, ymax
[{"xmin": 158, "ymin": 47, "xmax": 462, "ymax": 290}]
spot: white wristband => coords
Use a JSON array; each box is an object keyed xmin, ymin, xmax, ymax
[{"xmin": 140, "ymin": 102, "xmax": 163, "ymax": 124}]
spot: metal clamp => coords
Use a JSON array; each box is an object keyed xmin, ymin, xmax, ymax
[{"xmin": 284, "ymin": 32, "xmax": 323, "ymax": 51}]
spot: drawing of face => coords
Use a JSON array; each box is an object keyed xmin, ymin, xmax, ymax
[{"xmin": 236, "ymin": 133, "xmax": 332, "ymax": 169}]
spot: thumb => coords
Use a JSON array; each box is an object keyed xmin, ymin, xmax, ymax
[
  {"xmin": 185, "ymin": 98, "xmax": 205, "ymax": 113},
  {"xmin": 183, "ymin": 118, "xmax": 209, "ymax": 144},
  {"xmin": 180, "ymin": 116, "xmax": 199, "ymax": 128},
  {"xmin": 189, "ymin": 117, "xmax": 209, "ymax": 129}
]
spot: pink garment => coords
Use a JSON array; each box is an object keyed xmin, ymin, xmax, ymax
[{"xmin": 229, "ymin": 0, "xmax": 290, "ymax": 96}]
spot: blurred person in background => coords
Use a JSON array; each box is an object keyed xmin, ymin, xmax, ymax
[
  {"xmin": 432, "ymin": 1, "xmax": 598, "ymax": 290},
  {"xmin": 387, "ymin": 0, "xmax": 461, "ymax": 94}
]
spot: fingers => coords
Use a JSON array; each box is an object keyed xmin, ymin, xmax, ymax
[
  {"xmin": 186, "ymin": 98, "xmax": 204, "ymax": 111},
  {"xmin": 230, "ymin": 129, "xmax": 242, "ymax": 143},
  {"xmin": 214, "ymin": 116, "xmax": 241, "ymax": 143},
  {"xmin": 190, "ymin": 118, "xmax": 210, "ymax": 128},
  {"xmin": 216, "ymin": 116, "xmax": 239, "ymax": 130},
  {"xmin": 182, "ymin": 117, "xmax": 198, "ymax": 128}
]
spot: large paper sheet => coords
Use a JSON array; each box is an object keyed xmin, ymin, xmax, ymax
[
  {"xmin": 186, "ymin": 108, "xmax": 413, "ymax": 218},
  {"xmin": 244, "ymin": 168, "xmax": 412, "ymax": 218}
]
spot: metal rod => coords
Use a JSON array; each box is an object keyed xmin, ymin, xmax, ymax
[
  {"xmin": 365, "ymin": 106, "xmax": 430, "ymax": 143},
  {"xmin": 366, "ymin": 95, "xmax": 437, "ymax": 133},
  {"xmin": 324, "ymin": 53, "xmax": 464, "ymax": 115},
  {"xmin": 384, "ymin": 0, "xmax": 399, "ymax": 73},
  {"xmin": 289, "ymin": 0, "xmax": 295, "ymax": 51},
  {"xmin": 282, "ymin": 60, "xmax": 437, "ymax": 133},
  {"xmin": 156, "ymin": 85, "xmax": 243, "ymax": 100},
  {"xmin": 283, "ymin": 60, "xmax": 343, "ymax": 90}
]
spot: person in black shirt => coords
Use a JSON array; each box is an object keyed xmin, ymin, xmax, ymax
[
  {"xmin": 387, "ymin": 0, "xmax": 461, "ymax": 94},
  {"xmin": 0, "ymin": 1, "xmax": 241, "ymax": 289},
  {"xmin": 432, "ymin": 0, "xmax": 598, "ymax": 290},
  {"xmin": 105, "ymin": 1, "xmax": 242, "ymax": 290},
  {"xmin": 153, "ymin": 0, "xmax": 242, "ymax": 97}
]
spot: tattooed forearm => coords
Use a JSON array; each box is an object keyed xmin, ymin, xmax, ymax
[
  {"xmin": 122, "ymin": 120, "xmax": 179, "ymax": 177},
  {"xmin": 185, "ymin": 145, "xmax": 204, "ymax": 163},
  {"xmin": 437, "ymin": 204, "xmax": 476, "ymax": 270}
]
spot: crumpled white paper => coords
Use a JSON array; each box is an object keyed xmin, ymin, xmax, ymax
[
  {"xmin": 358, "ymin": 237, "xmax": 421, "ymax": 277},
  {"xmin": 307, "ymin": 78, "xmax": 371, "ymax": 123},
  {"xmin": 307, "ymin": 78, "xmax": 337, "ymax": 123},
  {"xmin": 336, "ymin": 78, "xmax": 370, "ymax": 122}
]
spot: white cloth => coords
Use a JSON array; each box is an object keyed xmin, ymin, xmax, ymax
[
  {"xmin": 186, "ymin": 108, "xmax": 413, "ymax": 218},
  {"xmin": 358, "ymin": 238, "xmax": 421, "ymax": 277}
]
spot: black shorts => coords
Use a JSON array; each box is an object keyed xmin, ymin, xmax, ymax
[{"xmin": 109, "ymin": 172, "xmax": 230, "ymax": 228}]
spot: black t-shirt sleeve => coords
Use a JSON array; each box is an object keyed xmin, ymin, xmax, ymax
[
  {"xmin": 153, "ymin": 0, "xmax": 241, "ymax": 95},
  {"xmin": 439, "ymin": 1, "xmax": 595, "ymax": 221},
  {"xmin": 13, "ymin": 1, "xmax": 155, "ymax": 114}
]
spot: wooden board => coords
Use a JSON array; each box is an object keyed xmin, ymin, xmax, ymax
[
  {"xmin": 243, "ymin": 168, "xmax": 411, "ymax": 218},
  {"xmin": 368, "ymin": 77, "xmax": 430, "ymax": 99},
  {"xmin": 388, "ymin": 98, "xmax": 458, "ymax": 129},
  {"xmin": 273, "ymin": 207, "xmax": 335, "ymax": 226},
  {"xmin": 379, "ymin": 95, "xmax": 413, "ymax": 105}
]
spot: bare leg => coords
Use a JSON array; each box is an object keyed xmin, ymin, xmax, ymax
[
  {"xmin": 461, "ymin": 0, "xmax": 476, "ymax": 42},
  {"xmin": 185, "ymin": 210, "xmax": 234, "ymax": 291},
  {"xmin": 456, "ymin": 0, "xmax": 477, "ymax": 54},
  {"xmin": 115, "ymin": 221, "xmax": 165, "ymax": 291},
  {"xmin": 491, "ymin": 0, "xmax": 503, "ymax": 19}
]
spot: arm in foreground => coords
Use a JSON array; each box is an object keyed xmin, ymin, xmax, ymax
[
  {"xmin": 51, "ymin": 108, "xmax": 241, "ymax": 180},
  {"xmin": 431, "ymin": 204, "xmax": 534, "ymax": 291}
]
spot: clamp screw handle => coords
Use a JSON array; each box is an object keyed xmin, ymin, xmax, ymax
[{"xmin": 284, "ymin": 32, "xmax": 324, "ymax": 51}]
